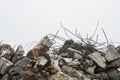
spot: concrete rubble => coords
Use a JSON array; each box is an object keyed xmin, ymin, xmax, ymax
[{"xmin": 0, "ymin": 34, "xmax": 120, "ymax": 80}]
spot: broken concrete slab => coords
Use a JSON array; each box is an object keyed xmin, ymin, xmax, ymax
[
  {"xmin": 105, "ymin": 44, "xmax": 120, "ymax": 62},
  {"xmin": 88, "ymin": 52, "xmax": 106, "ymax": 68}
]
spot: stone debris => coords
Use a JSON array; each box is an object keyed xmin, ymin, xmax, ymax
[
  {"xmin": 105, "ymin": 44, "xmax": 120, "ymax": 62},
  {"xmin": 88, "ymin": 52, "xmax": 106, "ymax": 68},
  {"xmin": 0, "ymin": 33, "xmax": 120, "ymax": 80}
]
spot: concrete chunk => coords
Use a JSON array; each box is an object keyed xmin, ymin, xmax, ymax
[
  {"xmin": 88, "ymin": 52, "xmax": 106, "ymax": 68},
  {"xmin": 105, "ymin": 44, "xmax": 120, "ymax": 62}
]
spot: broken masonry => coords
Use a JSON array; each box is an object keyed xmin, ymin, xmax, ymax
[{"xmin": 0, "ymin": 34, "xmax": 120, "ymax": 80}]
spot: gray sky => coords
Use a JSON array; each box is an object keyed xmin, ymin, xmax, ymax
[{"xmin": 0, "ymin": 0, "xmax": 120, "ymax": 47}]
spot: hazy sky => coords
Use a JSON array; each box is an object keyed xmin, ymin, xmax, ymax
[{"xmin": 0, "ymin": 0, "xmax": 120, "ymax": 47}]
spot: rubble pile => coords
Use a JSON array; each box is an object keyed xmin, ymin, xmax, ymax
[{"xmin": 0, "ymin": 34, "xmax": 120, "ymax": 80}]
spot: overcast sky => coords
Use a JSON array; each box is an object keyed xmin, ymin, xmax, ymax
[{"xmin": 0, "ymin": 0, "xmax": 120, "ymax": 48}]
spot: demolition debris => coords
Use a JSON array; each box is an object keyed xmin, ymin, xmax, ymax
[{"xmin": 0, "ymin": 30, "xmax": 120, "ymax": 80}]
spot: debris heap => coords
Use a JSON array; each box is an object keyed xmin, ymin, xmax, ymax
[{"xmin": 0, "ymin": 34, "xmax": 120, "ymax": 80}]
